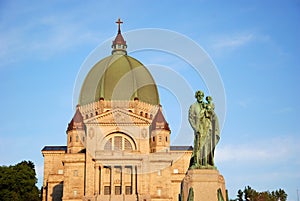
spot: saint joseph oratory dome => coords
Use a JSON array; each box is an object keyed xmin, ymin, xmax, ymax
[
  {"xmin": 41, "ymin": 19, "xmax": 192, "ymax": 201},
  {"xmin": 79, "ymin": 19, "xmax": 159, "ymax": 106}
]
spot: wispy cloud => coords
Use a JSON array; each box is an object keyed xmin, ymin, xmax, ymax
[
  {"xmin": 273, "ymin": 107, "xmax": 293, "ymax": 114},
  {"xmin": 215, "ymin": 135, "xmax": 299, "ymax": 164},
  {"xmin": 0, "ymin": 4, "xmax": 104, "ymax": 66},
  {"xmin": 210, "ymin": 32, "xmax": 254, "ymax": 54},
  {"xmin": 217, "ymin": 135, "xmax": 300, "ymax": 200},
  {"xmin": 236, "ymin": 98, "xmax": 255, "ymax": 108},
  {"xmin": 1, "ymin": 20, "xmax": 98, "ymax": 59}
]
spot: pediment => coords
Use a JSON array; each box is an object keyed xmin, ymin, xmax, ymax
[{"xmin": 85, "ymin": 109, "xmax": 151, "ymax": 125}]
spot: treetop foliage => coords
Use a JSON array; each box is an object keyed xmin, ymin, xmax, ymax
[
  {"xmin": 0, "ymin": 160, "xmax": 40, "ymax": 201},
  {"xmin": 230, "ymin": 185, "xmax": 287, "ymax": 201}
]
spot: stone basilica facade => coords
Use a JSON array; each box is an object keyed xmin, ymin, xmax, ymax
[{"xmin": 42, "ymin": 19, "xmax": 192, "ymax": 201}]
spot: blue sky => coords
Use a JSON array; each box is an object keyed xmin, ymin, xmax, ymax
[{"xmin": 0, "ymin": 0, "xmax": 299, "ymax": 200}]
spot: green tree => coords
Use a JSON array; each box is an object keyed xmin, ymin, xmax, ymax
[
  {"xmin": 257, "ymin": 191, "xmax": 271, "ymax": 201},
  {"xmin": 237, "ymin": 189, "xmax": 244, "ymax": 201},
  {"xmin": 274, "ymin": 189, "xmax": 287, "ymax": 201},
  {"xmin": 0, "ymin": 161, "xmax": 40, "ymax": 201},
  {"xmin": 244, "ymin": 186, "xmax": 257, "ymax": 200},
  {"xmin": 232, "ymin": 186, "xmax": 288, "ymax": 201}
]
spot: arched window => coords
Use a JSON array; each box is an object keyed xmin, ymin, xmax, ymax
[
  {"xmin": 103, "ymin": 133, "xmax": 135, "ymax": 151},
  {"xmin": 114, "ymin": 136, "xmax": 122, "ymax": 151},
  {"xmin": 124, "ymin": 138, "xmax": 133, "ymax": 150},
  {"xmin": 104, "ymin": 138, "xmax": 112, "ymax": 150}
]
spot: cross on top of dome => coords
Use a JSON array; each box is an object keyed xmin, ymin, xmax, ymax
[
  {"xmin": 112, "ymin": 18, "xmax": 127, "ymax": 55},
  {"xmin": 116, "ymin": 18, "xmax": 123, "ymax": 34}
]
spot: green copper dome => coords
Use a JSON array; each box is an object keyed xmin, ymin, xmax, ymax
[
  {"xmin": 79, "ymin": 19, "xmax": 159, "ymax": 106},
  {"xmin": 79, "ymin": 54, "xmax": 160, "ymax": 106}
]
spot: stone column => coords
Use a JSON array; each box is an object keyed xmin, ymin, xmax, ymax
[
  {"xmin": 94, "ymin": 164, "xmax": 99, "ymax": 195},
  {"xmin": 110, "ymin": 166, "xmax": 113, "ymax": 195},
  {"xmin": 99, "ymin": 166, "xmax": 103, "ymax": 195},
  {"xmin": 121, "ymin": 166, "xmax": 124, "ymax": 195},
  {"xmin": 130, "ymin": 166, "xmax": 133, "ymax": 195},
  {"xmin": 133, "ymin": 165, "xmax": 137, "ymax": 195}
]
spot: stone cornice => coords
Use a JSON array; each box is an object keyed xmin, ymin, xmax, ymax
[
  {"xmin": 42, "ymin": 151, "xmax": 66, "ymax": 156},
  {"xmin": 79, "ymin": 100, "xmax": 159, "ymax": 121}
]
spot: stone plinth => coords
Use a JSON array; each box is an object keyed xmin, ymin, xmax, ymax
[{"xmin": 181, "ymin": 169, "xmax": 226, "ymax": 201}]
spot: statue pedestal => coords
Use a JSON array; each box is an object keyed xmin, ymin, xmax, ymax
[{"xmin": 181, "ymin": 169, "xmax": 226, "ymax": 201}]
